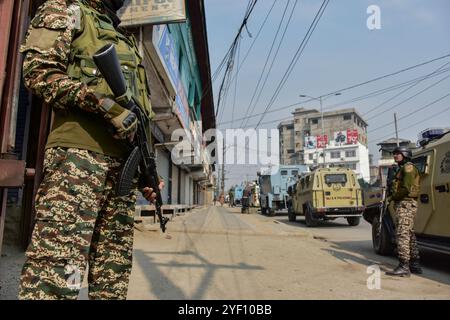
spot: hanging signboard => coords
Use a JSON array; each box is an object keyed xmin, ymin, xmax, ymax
[{"xmin": 118, "ymin": 0, "xmax": 187, "ymax": 27}]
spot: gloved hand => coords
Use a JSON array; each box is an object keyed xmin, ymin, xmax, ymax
[{"xmin": 99, "ymin": 97, "xmax": 137, "ymax": 140}]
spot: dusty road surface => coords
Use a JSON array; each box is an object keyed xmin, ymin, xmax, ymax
[
  {"xmin": 1, "ymin": 205, "xmax": 449, "ymax": 300},
  {"xmin": 127, "ymin": 205, "xmax": 450, "ymax": 300}
]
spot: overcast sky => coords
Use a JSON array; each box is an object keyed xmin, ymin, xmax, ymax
[{"xmin": 204, "ymin": 0, "xmax": 450, "ymax": 189}]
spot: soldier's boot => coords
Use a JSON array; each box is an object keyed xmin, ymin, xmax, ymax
[
  {"xmin": 385, "ymin": 261, "xmax": 411, "ymax": 277},
  {"xmin": 409, "ymin": 259, "xmax": 423, "ymax": 274}
]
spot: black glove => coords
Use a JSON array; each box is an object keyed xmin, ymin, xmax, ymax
[{"xmin": 99, "ymin": 97, "xmax": 137, "ymax": 140}]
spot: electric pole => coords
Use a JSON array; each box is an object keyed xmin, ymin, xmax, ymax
[
  {"xmin": 394, "ymin": 113, "xmax": 399, "ymax": 147},
  {"xmin": 221, "ymin": 143, "xmax": 225, "ymax": 195}
]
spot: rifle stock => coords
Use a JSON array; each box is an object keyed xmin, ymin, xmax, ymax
[{"xmin": 93, "ymin": 44, "xmax": 169, "ymax": 232}]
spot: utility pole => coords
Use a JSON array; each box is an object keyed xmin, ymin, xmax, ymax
[
  {"xmin": 394, "ymin": 113, "xmax": 399, "ymax": 147},
  {"xmin": 221, "ymin": 143, "xmax": 225, "ymax": 195}
]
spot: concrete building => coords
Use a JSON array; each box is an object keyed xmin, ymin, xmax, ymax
[
  {"xmin": 278, "ymin": 120, "xmax": 295, "ymax": 165},
  {"xmin": 303, "ymin": 142, "xmax": 371, "ymax": 181},
  {"xmin": 279, "ymin": 107, "xmax": 370, "ymax": 181}
]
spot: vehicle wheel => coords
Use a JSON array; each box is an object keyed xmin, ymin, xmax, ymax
[
  {"xmin": 269, "ymin": 209, "xmax": 276, "ymax": 217},
  {"xmin": 305, "ymin": 207, "xmax": 318, "ymax": 227},
  {"xmin": 372, "ymin": 215, "xmax": 394, "ymax": 255},
  {"xmin": 347, "ymin": 216, "xmax": 361, "ymax": 226},
  {"xmin": 288, "ymin": 206, "xmax": 296, "ymax": 222}
]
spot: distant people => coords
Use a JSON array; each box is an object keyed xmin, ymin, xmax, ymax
[
  {"xmin": 219, "ymin": 194, "xmax": 225, "ymax": 207},
  {"xmin": 228, "ymin": 191, "xmax": 234, "ymax": 207},
  {"xmin": 213, "ymin": 196, "xmax": 217, "ymax": 206}
]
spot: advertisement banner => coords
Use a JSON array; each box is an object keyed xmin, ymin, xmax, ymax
[
  {"xmin": 347, "ymin": 129, "xmax": 358, "ymax": 145},
  {"xmin": 317, "ymin": 135, "xmax": 328, "ymax": 148},
  {"xmin": 153, "ymin": 25, "xmax": 190, "ymax": 129},
  {"xmin": 334, "ymin": 130, "xmax": 347, "ymax": 145},
  {"xmin": 304, "ymin": 136, "xmax": 317, "ymax": 149},
  {"xmin": 118, "ymin": 0, "xmax": 187, "ymax": 27}
]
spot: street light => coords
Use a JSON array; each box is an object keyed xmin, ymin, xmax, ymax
[{"xmin": 298, "ymin": 93, "xmax": 342, "ymax": 167}]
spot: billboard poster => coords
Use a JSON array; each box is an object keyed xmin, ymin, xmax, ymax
[
  {"xmin": 118, "ymin": 0, "xmax": 187, "ymax": 27},
  {"xmin": 334, "ymin": 130, "xmax": 347, "ymax": 145},
  {"xmin": 317, "ymin": 135, "xmax": 328, "ymax": 148},
  {"xmin": 153, "ymin": 25, "xmax": 190, "ymax": 129},
  {"xmin": 347, "ymin": 129, "xmax": 358, "ymax": 145},
  {"xmin": 304, "ymin": 136, "xmax": 317, "ymax": 149}
]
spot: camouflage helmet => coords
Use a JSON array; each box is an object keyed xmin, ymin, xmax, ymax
[{"xmin": 393, "ymin": 146, "xmax": 412, "ymax": 160}]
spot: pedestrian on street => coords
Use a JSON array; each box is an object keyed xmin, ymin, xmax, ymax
[
  {"xmin": 18, "ymin": 0, "xmax": 160, "ymax": 300},
  {"xmin": 386, "ymin": 146, "xmax": 422, "ymax": 277}
]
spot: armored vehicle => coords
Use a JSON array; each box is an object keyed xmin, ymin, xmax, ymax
[
  {"xmin": 364, "ymin": 130, "xmax": 450, "ymax": 255},
  {"xmin": 258, "ymin": 165, "xmax": 309, "ymax": 216},
  {"xmin": 287, "ymin": 167, "xmax": 365, "ymax": 227}
]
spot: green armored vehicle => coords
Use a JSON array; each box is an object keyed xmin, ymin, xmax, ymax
[
  {"xmin": 287, "ymin": 168, "xmax": 365, "ymax": 227},
  {"xmin": 364, "ymin": 130, "xmax": 450, "ymax": 255}
]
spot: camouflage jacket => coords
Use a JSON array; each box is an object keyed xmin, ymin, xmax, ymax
[
  {"xmin": 20, "ymin": 0, "xmax": 103, "ymax": 113},
  {"xmin": 391, "ymin": 162, "xmax": 420, "ymax": 201}
]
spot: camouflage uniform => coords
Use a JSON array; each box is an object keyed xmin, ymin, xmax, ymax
[
  {"xmin": 20, "ymin": 148, "xmax": 136, "ymax": 300},
  {"xmin": 18, "ymin": 0, "xmax": 149, "ymax": 299},
  {"xmin": 391, "ymin": 162, "xmax": 421, "ymax": 264}
]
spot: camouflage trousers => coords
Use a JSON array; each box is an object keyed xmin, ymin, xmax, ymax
[
  {"xmin": 395, "ymin": 199, "xmax": 420, "ymax": 264},
  {"xmin": 19, "ymin": 147, "xmax": 137, "ymax": 300}
]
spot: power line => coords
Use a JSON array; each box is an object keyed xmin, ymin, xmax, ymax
[
  {"xmin": 366, "ymin": 72, "xmax": 450, "ymax": 122},
  {"xmin": 255, "ymin": 0, "xmax": 330, "ymax": 129},
  {"xmin": 368, "ymin": 92, "xmax": 450, "ymax": 133},
  {"xmin": 214, "ymin": 53, "xmax": 450, "ymax": 128},
  {"xmin": 370, "ymin": 104, "xmax": 450, "ymax": 144},
  {"xmin": 242, "ymin": 0, "xmax": 299, "ymax": 128},
  {"xmin": 322, "ymin": 66, "xmax": 450, "ymax": 112},
  {"xmin": 215, "ymin": 0, "xmax": 259, "ymax": 118},
  {"xmin": 363, "ymin": 61, "xmax": 450, "ymax": 119}
]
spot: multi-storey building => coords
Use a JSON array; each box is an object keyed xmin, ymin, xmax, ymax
[
  {"xmin": 279, "ymin": 107, "xmax": 370, "ymax": 181},
  {"xmin": 278, "ymin": 120, "xmax": 295, "ymax": 165}
]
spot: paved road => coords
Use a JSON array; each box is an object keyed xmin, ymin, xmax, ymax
[
  {"xmin": 1, "ymin": 205, "xmax": 449, "ymax": 299},
  {"xmin": 127, "ymin": 205, "xmax": 450, "ymax": 299}
]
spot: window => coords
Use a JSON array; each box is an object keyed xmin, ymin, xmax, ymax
[
  {"xmin": 312, "ymin": 119, "xmax": 318, "ymax": 125},
  {"xmin": 281, "ymin": 170, "xmax": 288, "ymax": 175},
  {"xmin": 324, "ymin": 174, "xmax": 347, "ymax": 184},
  {"xmin": 344, "ymin": 114, "xmax": 351, "ymax": 120},
  {"xmin": 292, "ymin": 170, "xmax": 298, "ymax": 176},
  {"xmin": 286, "ymin": 124, "xmax": 294, "ymax": 130},
  {"xmin": 345, "ymin": 150, "xmax": 356, "ymax": 158},
  {"xmin": 347, "ymin": 163, "xmax": 356, "ymax": 170},
  {"xmin": 309, "ymin": 154, "xmax": 314, "ymax": 160},
  {"xmin": 330, "ymin": 151, "xmax": 341, "ymax": 159},
  {"xmin": 287, "ymin": 149, "xmax": 294, "ymax": 154}
]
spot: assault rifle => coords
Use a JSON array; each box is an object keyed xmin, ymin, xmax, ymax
[{"xmin": 93, "ymin": 44, "xmax": 169, "ymax": 232}]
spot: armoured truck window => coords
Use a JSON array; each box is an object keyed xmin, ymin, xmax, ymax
[
  {"xmin": 292, "ymin": 170, "xmax": 298, "ymax": 177},
  {"xmin": 412, "ymin": 156, "xmax": 429, "ymax": 174},
  {"xmin": 281, "ymin": 170, "xmax": 288, "ymax": 175},
  {"xmin": 324, "ymin": 174, "xmax": 347, "ymax": 186}
]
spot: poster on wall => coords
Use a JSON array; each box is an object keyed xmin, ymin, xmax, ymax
[
  {"xmin": 118, "ymin": 0, "xmax": 187, "ymax": 27},
  {"xmin": 153, "ymin": 25, "xmax": 190, "ymax": 129},
  {"xmin": 334, "ymin": 130, "xmax": 347, "ymax": 145},
  {"xmin": 304, "ymin": 136, "xmax": 317, "ymax": 149},
  {"xmin": 317, "ymin": 135, "xmax": 328, "ymax": 148},
  {"xmin": 347, "ymin": 129, "xmax": 358, "ymax": 145}
]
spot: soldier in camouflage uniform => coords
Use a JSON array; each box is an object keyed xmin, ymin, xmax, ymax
[
  {"xmin": 386, "ymin": 146, "xmax": 422, "ymax": 277},
  {"xmin": 19, "ymin": 0, "xmax": 158, "ymax": 299}
]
